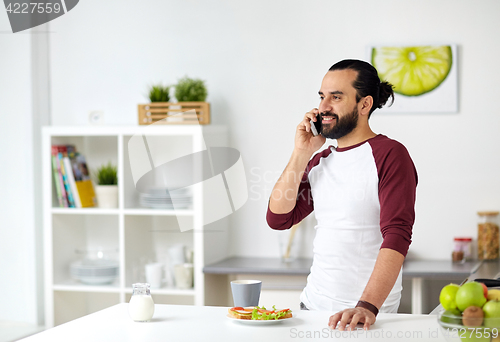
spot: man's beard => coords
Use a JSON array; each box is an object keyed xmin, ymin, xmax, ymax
[{"xmin": 320, "ymin": 106, "xmax": 359, "ymax": 140}]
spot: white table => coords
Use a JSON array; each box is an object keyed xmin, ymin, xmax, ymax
[{"xmin": 20, "ymin": 304, "xmax": 448, "ymax": 342}]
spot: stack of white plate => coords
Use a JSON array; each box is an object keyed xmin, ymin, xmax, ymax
[
  {"xmin": 70, "ymin": 259, "xmax": 119, "ymax": 285},
  {"xmin": 139, "ymin": 188, "xmax": 192, "ymax": 209}
]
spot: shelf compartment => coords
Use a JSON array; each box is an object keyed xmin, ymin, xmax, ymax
[
  {"xmin": 124, "ymin": 215, "xmax": 194, "ymax": 288},
  {"xmin": 50, "ymin": 135, "xmax": 118, "ymax": 209},
  {"xmin": 52, "ymin": 214, "xmax": 119, "ymax": 285},
  {"xmin": 122, "ymin": 134, "xmax": 194, "ymax": 209}
]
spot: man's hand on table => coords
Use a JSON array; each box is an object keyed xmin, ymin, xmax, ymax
[{"xmin": 328, "ymin": 307, "xmax": 376, "ymax": 331}]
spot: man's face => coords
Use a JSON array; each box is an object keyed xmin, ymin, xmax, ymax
[
  {"xmin": 318, "ymin": 69, "xmax": 360, "ymax": 140},
  {"xmin": 320, "ymin": 105, "xmax": 358, "ymax": 139}
]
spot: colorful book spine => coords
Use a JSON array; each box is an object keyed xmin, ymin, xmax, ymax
[
  {"xmin": 51, "ymin": 153, "xmax": 64, "ymax": 207},
  {"xmin": 57, "ymin": 164, "xmax": 69, "ymax": 207},
  {"xmin": 63, "ymin": 156, "xmax": 82, "ymax": 208},
  {"xmin": 58, "ymin": 151, "xmax": 76, "ymax": 208},
  {"xmin": 51, "ymin": 145, "xmax": 68, "ymax": 207}
]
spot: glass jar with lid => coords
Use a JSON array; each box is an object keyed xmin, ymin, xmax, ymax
[
  {"xmin": 452, "ymin": 237, "xmax": 472, "ymax": 263},
  {"xmin": 477, "ymin": 211, "xmax": 500, "ymax": 260},
  {"xmin": 128, "ymin": 283, "xmax": 155, "ymax": 322}
]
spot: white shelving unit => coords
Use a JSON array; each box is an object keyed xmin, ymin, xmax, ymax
[{"xmin": 42, "ymin": 125, "xmax": 229, "ymax": 327}]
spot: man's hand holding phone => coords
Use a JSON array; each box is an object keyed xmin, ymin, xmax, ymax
[
  {"xmin": 295, "ymin": 109, "xmax": 326, "ymax": 156},
  {"xmin": 270, "ymin": 109, "xmax": 326, "ymax": 214}
]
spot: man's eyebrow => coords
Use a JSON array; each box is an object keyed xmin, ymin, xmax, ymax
[{"xmin": 318, "ymin": 91, "xmax": 344, "ymax": 96}]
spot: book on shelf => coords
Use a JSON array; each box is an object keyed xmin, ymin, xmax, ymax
[
  {"xmin": 50, "ymin": 146, "xmax": 68, "ymax": 207},
  {"xmin": 68, "ymin": 150, "xmax": 97, "ymax": 208},
  {"xmin": 52, "ymin": 145, "xmax": 76, "ymax": 207},
  {"xmin": 63, "ymin": 156, "xmax": 81, "ymax": 208},
  {"xmin": 51, "ymin": 145, "xmax": 97, "ymax": 208}
]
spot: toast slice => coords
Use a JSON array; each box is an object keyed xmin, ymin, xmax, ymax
[{"xmin": 228, "ymin": 307, "xmax": 253, "ymax": 319}]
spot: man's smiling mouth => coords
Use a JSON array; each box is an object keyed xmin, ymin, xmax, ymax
[{"xmin": 321, "ymin": 115, "xmax": 337, "ymax": 123}]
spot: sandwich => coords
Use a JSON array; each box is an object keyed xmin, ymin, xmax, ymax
[{"xmin": 228, "ymin": 306, "xmax": 292, "ymax": 320}]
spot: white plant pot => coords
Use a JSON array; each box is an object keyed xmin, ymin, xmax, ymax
[{"xmin": 95, "ymin": 185, "xmax": 118, "ymax": 209}]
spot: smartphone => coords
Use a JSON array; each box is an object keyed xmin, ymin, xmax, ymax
[{"xmin": 309, "ymin": 114, "xmax": 322, "ymax": 136}]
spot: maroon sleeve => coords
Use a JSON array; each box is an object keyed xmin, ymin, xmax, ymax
[
  {"xmin": 266, "ymin": 175, "xmax": 313, "ymax": 230},
  {"xmin": 371, "ymin": 138, "xmax": 418, "ymax": 257},
  {"xmin": 266, "ymin": 148, "xmax": 331, "ymax": 230}
]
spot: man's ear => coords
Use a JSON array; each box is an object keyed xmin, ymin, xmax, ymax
[{"xmin": 359, "ymin": 96, "xmax": 373, "ymax": 116}]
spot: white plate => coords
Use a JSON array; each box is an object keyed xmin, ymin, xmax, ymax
[
  {"xmin": 73, "ymin": 275, "xmax": 118, "ymax": 285},
  {"xmin": 226, "ymin": 314, "xmax": 292, "ymax": 325},
  {"xmin": 71, "ymin": 260, "xmax": 119, "ymax": 268}
]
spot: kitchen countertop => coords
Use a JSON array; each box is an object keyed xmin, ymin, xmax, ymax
[
  {"xmin": 203, "ymin": 257, "xmax": 312, "ymax": 275},
  {"xmin": 401, "ymin": 259, "xmax": 480, "ymax": 279},
  {"xmin": 203, "ymin": 256, "xmax": 483, "ymax": 278},
  {"xmin": 468, "ymin": 260, "xmax": 500, "ymax": 280},
  {"xmin": 19, "ymin": 303, "xmax": 449, "ymax": 342}
]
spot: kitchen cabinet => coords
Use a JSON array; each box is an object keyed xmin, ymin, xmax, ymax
[{"xmin": 42, "ymin": 125, "xmax": 229, "ymax": 327}]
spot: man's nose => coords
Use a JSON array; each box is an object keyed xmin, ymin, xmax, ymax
[{"xmin": 319, "ymin": 101, "xmax": 332, "ymax": 114}]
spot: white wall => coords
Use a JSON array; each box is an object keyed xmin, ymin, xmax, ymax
[
  {"xmin": 0, "ymin": 11, "xmax": 38, "ymax": 323},
  {"xmin": 48, "ymin": 0, "xmax": 500, "ymax": 260}
]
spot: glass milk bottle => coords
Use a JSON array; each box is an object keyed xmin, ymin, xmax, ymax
[{"xmin": 129, "ymin": 283, "xmax": 155, "ymax": 322}]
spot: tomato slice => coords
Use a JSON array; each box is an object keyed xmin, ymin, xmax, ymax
[
  {"xmin": 231, "ymin": 307, "xmax": 245, "ymax": 311},
  {"xmin": 258, "ymin": 309, "xmax": 274, "ymax": 314}
]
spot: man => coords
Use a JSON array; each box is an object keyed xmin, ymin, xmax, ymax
[{"xmin": 266, "ymin": 59, "xmax": 417, "ymax": 331}]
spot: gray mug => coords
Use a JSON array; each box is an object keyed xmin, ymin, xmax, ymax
[{"xmin": 231, "ymin": 280, "xmax": 262, "ymax": 307}]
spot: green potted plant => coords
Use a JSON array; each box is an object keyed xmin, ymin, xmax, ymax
[
  {"xmin": 148, "ymin": 84, "xmax": 171, "ymax": 102},
  {"xmin": 174, "ymin": 77, "xmax": 208, "ymax": 102},
  {"xmin": 93, "ymin": 162, "xmax": 118, "ymax": 208},
  {"xmin": 171, "ymin": 76, "xmax": 210, "ymax": 124}
]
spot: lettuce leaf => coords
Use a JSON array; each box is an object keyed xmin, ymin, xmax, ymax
[
  {"xmin": 251, "ymin": 306, "xmax": 291, "ymax": 320},
  {"xmin": 251, "ymin": 307, "xmax": 260, "ymax": 320}
]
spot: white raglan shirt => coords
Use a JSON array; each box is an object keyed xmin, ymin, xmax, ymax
[{"xmin": 267, "ymin": 135, "xmax": 417, "ymax": 313}]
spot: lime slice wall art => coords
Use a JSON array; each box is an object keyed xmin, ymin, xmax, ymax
[{"xmin": 370, "ymin": 45, "xmax": 457, "ymax": 113}]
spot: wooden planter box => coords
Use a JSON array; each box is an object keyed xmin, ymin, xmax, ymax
[{"xmin": 138, "ymin": 102, "xmax": 210, "ymax": 125}]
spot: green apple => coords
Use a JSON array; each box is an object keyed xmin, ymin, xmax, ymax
[
  {"xmin": 440, "ymin": 283, "xmax": 460, "ymax": 311},
  {"xmin": 483, "ymin": 299, "xmax": 500, "ymax": 328},
  {"xmin": 456, "ymin": 282, "xmax": 487, "ymax": 312}
]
